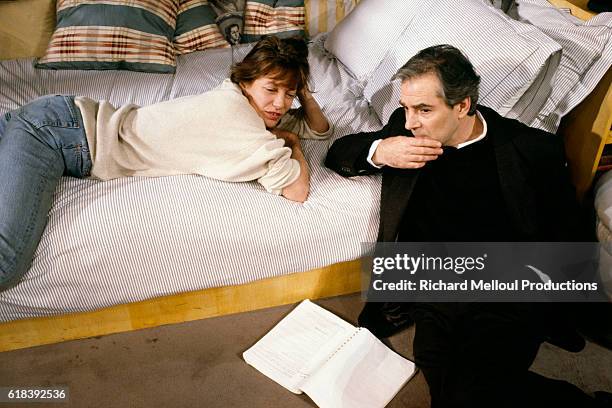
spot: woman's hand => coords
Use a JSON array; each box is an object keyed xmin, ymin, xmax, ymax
[
  {"xmin": 297, "ymin": 89, "xmax": 329, "ymax": 134},
  {"xmin": 298, "ymin": 88, "xmax": 314, "ymax": 105},
  {"xmin": 271, "ymin": 129, "xmax": 309, "ymax": 202}
]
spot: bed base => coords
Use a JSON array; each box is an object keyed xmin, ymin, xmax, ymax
[{"xmin": 0, "ymin": 260, "xmax": 362, "ymax": 353}]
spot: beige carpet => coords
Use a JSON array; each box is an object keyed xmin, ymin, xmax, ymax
[{"xmin": 0, "ymin": 294, "xmax": 610, "ymax": 407}]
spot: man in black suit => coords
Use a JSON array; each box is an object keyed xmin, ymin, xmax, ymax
[{"xmin": 325, "ymin": 45, "xmax": 609, "ymax": 407}]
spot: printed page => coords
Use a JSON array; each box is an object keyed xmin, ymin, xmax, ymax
[
  {"xmin": 243, "ymin": 300, "xmax": 356, "ymax": 394},
  {"xmin": 301, "ymin": 329, "xmax": 416, "ymax": 408}
]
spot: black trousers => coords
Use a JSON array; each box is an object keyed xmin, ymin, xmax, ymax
[{"xmin": 410, "ymin": 303, "xmax": 600, "ymax": 408}]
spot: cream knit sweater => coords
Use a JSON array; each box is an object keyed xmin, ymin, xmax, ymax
[{"xmin": 75, "ymin": 79, "xmax": 331, "ymax": 195}]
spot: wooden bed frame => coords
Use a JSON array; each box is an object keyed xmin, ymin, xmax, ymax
[
  {"xmin": 561, "ymin": 68, "xmax": 612, "ymax": 201},
  {"xmin": 0, "ymin": 0, "xmax": 610, "ymax": 353},
  {"xmin": 549, "ymin": 0, "xmax": 612, "ymax": 200},
  {"xmin": 0, "ymin": 260, "xmax": 362, "ymax": 352}
]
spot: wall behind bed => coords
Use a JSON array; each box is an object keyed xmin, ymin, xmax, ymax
[
  {"xmin": 0, "ymin": 0, "xmax": 359, "ymax": 61},
  {"xmin": 0, "ymin": 0, "xmax": 56, "ymax": 61},
  {"xmin": 304, "ymin": 0, "xmax": 360, "ymax": 38}
]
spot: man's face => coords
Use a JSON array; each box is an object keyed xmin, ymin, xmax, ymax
[
  {"xmin": 241, "ymin": 76, "xmax": 297, "ymax": 129},
  {"xmin": 230, "ymin": 25, "xmax": 240, "ymax": 42},
  {"xmin": 399, "ymin": 73, "xmax": 464, "ymax": 146}
]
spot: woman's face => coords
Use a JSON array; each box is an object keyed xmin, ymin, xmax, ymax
[{"xmin": 241, "ymin": 76, "xmax": 297, "ymax": 129}]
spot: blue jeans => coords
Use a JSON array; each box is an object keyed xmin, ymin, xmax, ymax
[{"xmin": 0, "ymin": 95, "xmax": 91, "ymax": 289}]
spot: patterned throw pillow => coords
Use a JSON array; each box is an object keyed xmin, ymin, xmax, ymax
[
  {"xmin": 174, "ymin": 0, "xmax": 230, "ymax": 54},
  {"xmin": 210, "ymin": 0, "xmax": 246, "ymax": 46},
  {"xmin": 35, "ymin": 0, "xmax": 179, "ymax": 73},
  {"xmin": 243, "ymin": 0, "xmax": 305, "ymax": 43}
]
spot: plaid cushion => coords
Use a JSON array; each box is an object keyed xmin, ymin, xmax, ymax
[
  {"xmin": 35, "ymin": 0, "xmax": 179, "ymax": 73},
  {"xmin": 243, "ymin": 0, "xmax": 305, "ymax": 43},
  {"xmin": 174, "ymin": 0, "xmax": 229, "ymax": 54}
]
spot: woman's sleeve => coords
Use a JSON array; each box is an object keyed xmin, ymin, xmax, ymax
[
  {"xmin": 254, "ymin": 140, "xmax": 301, "ymax": 194},
  {"xmin": 276, "ymin": 108, "xmax": 333, "ymax": 140}
]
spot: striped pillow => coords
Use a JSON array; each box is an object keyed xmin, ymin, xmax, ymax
[
  {"xmin": 35, "ymin": 0, "xmax": 179, "ymax": 73},
  {"xmin": 243, "ymin": 0, "xmax": 305, "ymax": 43},
  {"xmin": 515, "ymin": 0, "xmax": 612, "ymax": 133},
  {"xmin": 174, "ymin": 0, "xmax": 230, "ymax": 54},
  {"xmin": 353, "ymin": 0, "xmax": 562, "ymax": 124}
]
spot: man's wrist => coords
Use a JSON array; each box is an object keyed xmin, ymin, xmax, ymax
[
  {"xmin": 372, "ymin": 152, "xmax": 384, "ymax": 166},
  {"xmin": 367, "ymin": 139, "xmax": 384, "ymax": 168}
]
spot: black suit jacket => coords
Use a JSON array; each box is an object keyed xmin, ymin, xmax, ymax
[{"xmin": 325, "ymin": 105, "xmax": 590, "ymax": 242}]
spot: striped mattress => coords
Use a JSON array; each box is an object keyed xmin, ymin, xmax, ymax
[{"xmin": 0, "ymin": 38, "xmax": 383, "ymax": 322}]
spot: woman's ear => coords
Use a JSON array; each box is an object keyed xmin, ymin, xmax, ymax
[{"xmin": 238, "ymin": 81, "xmax": 252, "ymax": 99}]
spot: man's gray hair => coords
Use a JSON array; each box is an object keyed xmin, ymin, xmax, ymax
[{"xmin": 392, "ymin": 44, "xmax": 480, "ymax": 115}]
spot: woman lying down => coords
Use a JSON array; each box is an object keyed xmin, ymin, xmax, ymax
[{"xmin": 0, "ymin": 36, "xmax": 331, "ymax": 290}]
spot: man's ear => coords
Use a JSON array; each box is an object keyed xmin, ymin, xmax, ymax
[{"xmin": 456, "ymin": 96, "xmax": 471, "ymax": 118}]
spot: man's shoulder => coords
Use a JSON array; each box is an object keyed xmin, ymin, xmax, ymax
[
  {"xmin": 478, "ymin": 105, "xmax": 564, "ymax": 164},
  {"xmin": 479, "ymin": 105, "xmax": 555, "ymax": 144}
]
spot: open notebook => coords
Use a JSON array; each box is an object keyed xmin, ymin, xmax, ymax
[{"xmin": 243, "ymin": 299, "xmax": 416, "ymax": 408}]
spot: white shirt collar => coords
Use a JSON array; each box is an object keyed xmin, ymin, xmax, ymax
[{"xmin": 456, "ymin": 110, "xmax": 487, "ymax": 149}]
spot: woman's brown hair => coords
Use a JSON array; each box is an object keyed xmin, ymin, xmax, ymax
[{"xmin": 230, "ymin": 36, "xmax": 310, "ymax": 92}]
